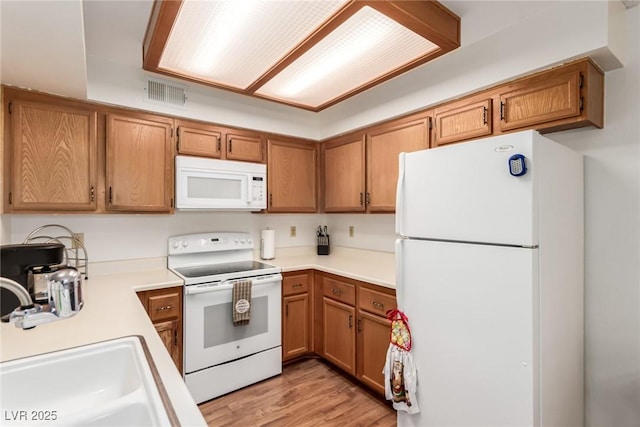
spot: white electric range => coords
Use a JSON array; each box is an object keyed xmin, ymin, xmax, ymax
[{"xmin": 168, "ymin": 232, "xmax": 282, "ymax": 404}]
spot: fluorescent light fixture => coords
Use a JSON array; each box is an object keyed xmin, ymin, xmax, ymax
[
  {"xmin": 143, "ymin": 0, "xmax": 460, "ymax": 111},
  {"xmin": 256, "ymin": 6, "xmax": 438, "ymax": 107}
]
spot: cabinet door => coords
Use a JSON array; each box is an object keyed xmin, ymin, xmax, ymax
[
  {"xmin": 434, "ymin": 99, "xmax": 492, "ymax": 147},
  {"xmin": 154, "ymin": 319, "xmax": 182, "ymax": 373},
  {"xmin": 322, "ymin": 297, "xmax": 356, "ymax": 375},
  {"xmin": 357, "ymin": 310, "xmax": 391, "ymax": 396},
  {"xmin": 267, "ymin": 139, "xmax": 317, "ymax": 212},
  {"xmin": 283, "ymin": 293, "xmax": 310, "ymax": 361},
  {"xmin": 9, "ymin": 100, "xmax": 97, "ymax": 211},
  {"xmin": 106, "ymin": 113, "xmax": 173, "ymax": 212},
  {"xmin": 225, "ymin": 131, "xmax": 264, "ymax": 163},
  {"xmin": 176, "ymin": 120, "xmax": 222, "ymax": 158},
  {"xmin": 498, "ymin": 70, "xmax": 581, "ymax": 132},
  {"xmin": 367, "ymin": 117, "xmax": 429, "ymax": 212},
  {"xmin": 324, "ymin": 136, "xmax": 366, "ymax": 212}
]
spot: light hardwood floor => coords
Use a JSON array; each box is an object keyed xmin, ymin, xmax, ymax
[{"xmin": 199, "ymin": 358, "xmax": 397, "ymax": 426}]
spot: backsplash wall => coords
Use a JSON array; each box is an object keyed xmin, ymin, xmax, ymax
[{"xmin": 4, "ymin": 212, "xmax": 396, "ymax": 263}]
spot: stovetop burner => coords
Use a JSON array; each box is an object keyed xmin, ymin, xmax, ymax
[{"xmin": 174, "ymin": 260, "xmax": 276, "ymax": 278}]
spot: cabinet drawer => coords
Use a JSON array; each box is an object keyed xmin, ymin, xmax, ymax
[
  {"xmin": 322, "ymin": 277, "xmax": 356, "ymax": 306},
  {"xmin": 283, "ymin": 272, "xmax": 309, "ymax": 296},
  {"xmin": 148, "ymin": 292, "xmax": 181, "ymax": 322},
  {"xmin": 358, "ymin": 287, "xmax": 396, "ymax": 317}
]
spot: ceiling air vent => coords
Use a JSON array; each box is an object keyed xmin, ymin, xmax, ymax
[{"xmin": 145, "ymin": 78, "xmax": 187, "ymax": 108}]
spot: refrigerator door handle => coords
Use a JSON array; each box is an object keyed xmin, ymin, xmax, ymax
[
  {"xmin": 396, "ymin": 153, "xmax": 406, "ymax": 235},
  {"xmin": 395, "ymin": 239, "xmax": 404, "ymax": 308}
]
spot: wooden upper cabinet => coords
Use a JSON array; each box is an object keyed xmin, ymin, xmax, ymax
[
  {"xmin": 498, "ymin": 69, "xmax": 581, "ymax": 132},
  {"xmin": 323, "ymin": 135, "xmax": 366, "ymax": 212},
  {"xmin": 106, "ymin": 113, "xmax": 174, "ymax": 212},
  {"xmin": 366, "ymin": 117, "xmax": 430, "ymax": 212},
  {"xmin": 267, "ymin": 138, "xmax": 317, "ymax": 213},
  {"xmin": 434, "ymin": 99, "xmax": 492, "ymax": 147},
  {"xmin": 225, "ymin": 130, "xmax": 264, "ymax": 163},
  {"xmin": 8, "ymin": 100, "xmax": 98, "ymax": 211},
  {"xmin": 176, "ymin": 119, "xmax": 223, "ymax": 158}
]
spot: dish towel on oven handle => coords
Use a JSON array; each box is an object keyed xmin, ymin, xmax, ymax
[
  {"xmin": 232, "ymin": 280, "xmax": 252, "ymax": 326},
  {"xmin": 383, "ymin": 309, "xmax": 420, "ymax": 414}
]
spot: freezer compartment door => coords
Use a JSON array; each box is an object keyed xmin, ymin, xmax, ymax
[
  {"xmin": 396, "ymin": 130, "xmax": 538, "ymax": 246},
  {"xmin": 396, "ymin": 238, "xmax": 538, "ymax": 427}
]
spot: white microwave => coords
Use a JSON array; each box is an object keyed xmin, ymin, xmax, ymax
[{"xmin": 175, "ymin": 155, "xmax": 267, "ymax": 211}]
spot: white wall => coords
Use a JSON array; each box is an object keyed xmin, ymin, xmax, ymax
[{"xmin": 552, "ymin": 6, "xmax": 640, "ymax": 425}]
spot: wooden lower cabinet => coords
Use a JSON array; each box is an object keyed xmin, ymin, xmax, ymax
[
  {"xmin": 153, "ymin": 318, "xmax": 182, "ymax": 372},
  {"xmin": 322, "ymin": 297, "xmax": 357, "ymax": 375},
  {"xmin": 137, "ymin": 286, "xmax": 183, "ymax": 373},
  {"xmin": 282, "ymin": 271, "xmax": 312, "ymax": 361},
  {"xmin": 357, "ymin": 310, "xmax": 392, "ymax": 395}
]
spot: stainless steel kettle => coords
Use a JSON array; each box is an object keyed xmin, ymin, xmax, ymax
[{"xmin": 48, "ymin": 267, "xmax": 83, "ymax": 318}]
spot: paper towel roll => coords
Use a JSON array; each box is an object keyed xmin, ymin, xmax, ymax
[{"xmin": 260, "ymin": 229, "xmax": 275, "ymax": 260}]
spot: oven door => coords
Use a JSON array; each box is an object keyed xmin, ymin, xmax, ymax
[{"xmin": 183, "ymin": 274, "xmax": 282, "ymax": 374}]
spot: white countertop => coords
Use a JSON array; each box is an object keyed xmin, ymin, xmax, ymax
[
  {"xmin": 0, "ymin": 246, "xmax": 395, "ymax": 426},
  {"xmin": 264, "ymin": 246, "xmax": 396, "ymax": 288},
  {"xmin": 0, "ymin": 258, "xmax": 207, "ymax": 427}
]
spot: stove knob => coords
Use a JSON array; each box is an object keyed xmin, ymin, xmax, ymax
[
  {"xmin": 181, "ymin": 239, "xmax": 188, "ymax": 248},
  {"xmin": 171, "ymin": 240, "xmax": 179, "ymax": 249},
  {"xmin": 246, "ymin": 236, "xmax": 252, "ymax": 244},
  {"xmin": 240, "ymin": 236, "xmax": 246, "ymax": 243}
]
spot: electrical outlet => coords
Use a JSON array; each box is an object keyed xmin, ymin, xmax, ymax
[
  {"xmin": 349, "ymin": 226, "xmax": 354, "ymax": 238},
  {"xmin": 290, "ymin": 226, "xmax": 296, "ymax": 237},
  {"xmin": 72, "ymin": 232, "xmax": 84, "ymax": 249}
]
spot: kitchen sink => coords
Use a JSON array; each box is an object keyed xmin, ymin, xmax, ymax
[{"xmin": 0, "ymin": 336, "xmax": 176, "ymax": 426}]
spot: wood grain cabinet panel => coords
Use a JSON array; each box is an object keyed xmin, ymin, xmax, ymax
[
  {"xmin": 323, "ymin": 135, "xmax": 366, "ymax": 212},
  {"xmin": 322, "ymin": 297, "xmax": 356, "ymax": 375},
  {"xmin": 106, "ymin": 113, "xmax": 174, "ymax": 212},
  {"xmin": 498, "ymin": 69, "xmax": 581, "ymax": 132},
  {"xmin": 283, "ymin": 293, "xmax": 310, "ymax": 360},
  {"xmin": 225, "ymin": 131, "xmax": 264, "ymax": 163},
  {"xmin": 434, "ymin": 99, "xmax": 492, "ymax": 146},
  {"xmin": 138, "ymin": 286, "xmax": 183, "ymax": 373},
  {"xmin": 357, "ymin": 310, "xmax": 392, "ymax": 395},
  {"xmin": 282, "ymin": 270, "xmax": 313, "ymax": 361},
  {"xmin": 176, "ymin": 119, "xmax": 223, "ymax": 158},
  {"xmin": 366, "ymin": 117, "xmax": 429, "ymax": 211},
  {"xmin": 8, "ymin": 100, "xmax": 98, "ymax": 211},
  {"xmin": 267, "ymin": 138, "xmax": 317, "ymax": 212}
]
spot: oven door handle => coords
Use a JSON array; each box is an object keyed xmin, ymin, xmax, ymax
[{"xmin": 184, "ymin": 274, "xmax": 283, "ymax": 295}]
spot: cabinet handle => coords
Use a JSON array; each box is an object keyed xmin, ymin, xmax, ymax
[
  {"xmin": 371, "ymin": 301, "xmax": 384, "ymax": 310},
  {"xmin": 482, "ymin": 106, "xmax": 488, "ymax": 125},
  {"xmin": 500, "ymin": 101, "xmax": 505, "ymax": 121},
  {"xmin": 359, "ymin": 192, "xmax": 364, "ymax": 206},
  {"xmin": 217, "ymin": 137, "xmax": 221, "ymax": 152},
  {"xmin": 90, "ymin": 186, "xmax": 95, "ymax": 202},
  {"xmin": 8, "ymin": 192, "xmax": 12, "ymax": 206},
  {"xmin": 365, "ymin": 192, "xmax": 371, "ymax": 205},
  {"xmin": 269, "ymin": 193, "xmax": 273, "ymax": 207},
  {"xmin": 331, "ymin": 288, "xmax": 342, "ymax": 296},
  {"xmin": 348, "ymin": 314, "xmax": 353, "ymax": 328},
  {"xmin": 292, "ymin": 283, "xmax": 303, "ymax": 288},
  {"xmin": 108, "ymin": 186, "xmax": 112, "ymax": 204},
  {"xmin": 228, "ymin": 140, "xmax": 232, "ymax": 153},
  {"xmin": 156, "ymin": 305, "xmax": 172, "ymax": 311},
  {"xmin": 357, "ymin": 318, "xmax": 362, "ymax": 333}
]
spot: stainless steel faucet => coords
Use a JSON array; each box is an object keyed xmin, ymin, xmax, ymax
[{"xmin": 0, "ymin": 271, "xmax": 83, "ymax": 329}]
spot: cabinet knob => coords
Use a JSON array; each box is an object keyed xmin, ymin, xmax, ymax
[
  {"xmin": 331, "ymin": 288, "xmax": 342, "ymax": 296},
  {"xmin": 371, "ymin": 301, "xmax": 384, "ymax": 310},
  {"xmin": 156, "ymin": 305, "xmax": 172, "ymax": 311}
]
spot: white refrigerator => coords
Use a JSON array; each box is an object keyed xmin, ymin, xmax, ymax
[{"xmin": 395, "ymin": 130, "xmax": 584, "ymax": 426}]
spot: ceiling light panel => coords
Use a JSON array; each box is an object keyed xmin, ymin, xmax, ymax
[
  {"xmin": 255, "ymin": 6, "xmax": 438, "ymax": 108},
  {"xmin": 158, "ymin": 0, "xmax": 349, "ymax": 90}
]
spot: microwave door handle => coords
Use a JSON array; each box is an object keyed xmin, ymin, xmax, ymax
[{"xmin": 247, "ymin": 176, "xmax": 252, "ymax": 205}]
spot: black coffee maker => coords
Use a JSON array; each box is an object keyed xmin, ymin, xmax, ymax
[{"xmin": 1, "ymin": 243, "xmax": 65, "ymax": 319}]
